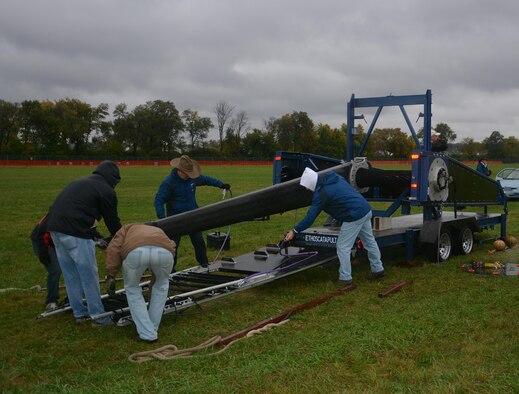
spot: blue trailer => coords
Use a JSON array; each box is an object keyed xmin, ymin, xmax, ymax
[{"xmin": 273, "ymin": 91, "xmax": 507, "ymax": 263}]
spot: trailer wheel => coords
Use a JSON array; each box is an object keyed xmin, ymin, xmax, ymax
[
  {"xmin": 457, "ymin": 226, "xmax": 474, "ymax": 255},
  {"xmin": 426, "ymin": 228, "xmax": 453, "ymax": 262}
]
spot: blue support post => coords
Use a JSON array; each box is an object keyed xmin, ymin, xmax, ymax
[
  {"xmin": 346, "ymin": 94, "xmax": 355, "ymax": 161},
  {"xmin": 423, "ymin": 89, "xmax": 432, "ymax": 151}
]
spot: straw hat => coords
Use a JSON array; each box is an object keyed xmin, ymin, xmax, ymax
[{"xmin": 170, "ymin": 155, "xmax": 201, "ymax": 178}]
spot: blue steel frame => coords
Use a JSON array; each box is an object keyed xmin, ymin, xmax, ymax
[{"xmin": 346, "ymin": 90, "xmax": 432, "ymax": 161}]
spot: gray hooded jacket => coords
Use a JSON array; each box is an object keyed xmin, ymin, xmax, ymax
[{"xmin": 46, "ymin": 160, "xmax": 122, "ymax": 239}]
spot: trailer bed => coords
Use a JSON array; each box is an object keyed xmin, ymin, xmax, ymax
[{"xmin": 294, "ymin": 211, "xmax": 505, "ymax": 260}]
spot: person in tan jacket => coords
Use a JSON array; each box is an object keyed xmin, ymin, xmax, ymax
[{"xmin": 105, "ymin": 223, "xmax": 176, "ymax": 343}]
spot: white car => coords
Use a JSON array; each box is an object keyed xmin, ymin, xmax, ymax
[{"xmin": 496, "ymin": 168, "xmax": 519, "ymax": 199}]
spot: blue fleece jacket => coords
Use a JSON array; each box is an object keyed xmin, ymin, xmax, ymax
[
  {"xmin": 154, "ymin": 168, "xmax": 224, "ymax": 219},
  {"xmin": 476, "ymin": 161, "xmax": 490, "ymax": 176},
  {"xmin": 294, "ymin": 172, "xmax": 371, "ymax": 233}
]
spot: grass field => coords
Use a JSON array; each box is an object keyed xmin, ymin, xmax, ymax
[{"xmin": 1, "ymin": 163, "xmax": 518, "ymax": 393}]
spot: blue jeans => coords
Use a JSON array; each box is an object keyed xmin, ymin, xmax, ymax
[
  {"xmin": 172, "ymin": 232, "xmax": 208, "ymax": 269},
  {"xmin": 50, "ymin": 232, "xmax": 111, "ymax": 324},
  {"xmin": 31, "ymin": 240, "xmax": 61, "ymax": 305},
  {"xmin": 336, "ymin": 211, "xmax": 384, "ymax": 281},
  {"xmin": 122, "ymin": 246, "xmax": 174, "ymax": 341}
]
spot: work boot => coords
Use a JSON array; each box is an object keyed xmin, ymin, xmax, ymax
[
  {"xmin": 134, "ymin": 335, "xmax": 158, "ymax": 344},
  {"xmin": 91, "ymin": 318, "xmax": 114, "ymax": 327},
  {"xmin": 367, "ymin": 270, "xmax": 385, "ymax": 280},
  {"xmin": 75, "ymin": 316, "xmax": 90, "ymax": 324},
  {"xmin": 336, "ymin": 279, "xmax": 353, "ymax": 286}
]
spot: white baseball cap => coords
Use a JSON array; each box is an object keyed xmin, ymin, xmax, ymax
[{"xmin": 300, "ymin": 167, "xmax": 318, "ymax": 191}]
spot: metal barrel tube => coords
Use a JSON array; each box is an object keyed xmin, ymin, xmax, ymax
[{"xmin": 151, "ymin": 162, "xmax": 353, "ymax": 238}]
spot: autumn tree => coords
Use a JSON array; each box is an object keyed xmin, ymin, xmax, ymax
[
  {"xmin": 272, "ymin": 111, "xmax": 315, "ymax": 152},
  {"xmin": 502, "ymin": 136, "xmax": 519, "ymax": 161},
  {"xmin": 181, "ymin": 109, "xmax": 213, "ymax": 154},
  {"xmin": 314, "ymin": 123, "xmax": 346, "ymax": 159},
  {"xmin": 364, "ymin": 128, "xmax": 415, "ymax": 158},
  {"xmin": 132, "ymin": 100, "xmax": 183, "ymax": 155},
  {"xmin": 457, "ymin": 137, "xmax": 484, "ymax": 159},
  {"xmin": 228, "ymin": 110, "xmax": 250, "ymax": 140},
  {"xmin": 241, "ymin": 128, "xmax": 278, "ymax": 158},
  {"xmin": 483, "ymin": 131, "xmax": 505, "ymax": 159},
  {"xmin": 214, "ymin": 101, "xmax": 234, "ymax": 152},
  {"xmin": 0, "ymin": 100, "xmax": 19, "ymax": 154},
  {"xmin": 434, "ymin": 122, "xmax": 457, "ymax": 142}
]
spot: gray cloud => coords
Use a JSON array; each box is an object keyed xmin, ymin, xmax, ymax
[{"xmin": 1, "ymin": 0, "xmax": 518, "ymax": 142}]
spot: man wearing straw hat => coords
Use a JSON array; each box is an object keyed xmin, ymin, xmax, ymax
[{"xmin": 154, "ymin": 155, "xmax": 231, "ymax": 270}]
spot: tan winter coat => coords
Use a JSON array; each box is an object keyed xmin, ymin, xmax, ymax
[{"xmin": 105, "ymin": 223, "xmax": 176, "ymax": 278}]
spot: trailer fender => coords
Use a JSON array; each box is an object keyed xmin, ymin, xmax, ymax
[
  {"xmin": 420, "ymin": 217, "xmax": 479, "ymax": 245},
  {"xmin": 420, "ymin": 219, "xmax": 442, "ymax": 244}
]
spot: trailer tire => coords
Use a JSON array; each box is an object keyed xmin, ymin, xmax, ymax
[
  {"xmin": 456, "ymin": 226, "xmax": 474, "ymax": 255},
  {"xmin": 425, "ymin": 228, "xmax": 453, "ymax": 262}
]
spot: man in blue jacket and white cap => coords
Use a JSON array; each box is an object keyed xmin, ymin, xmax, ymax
[{"xmin": 284, "ymin": 167, "xmax": 385, "ymax": 286}]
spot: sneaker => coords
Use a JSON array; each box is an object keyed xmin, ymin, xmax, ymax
[
  {"xmin": 336, "ymin": 279, "xmax": 353, "ymax": 286},
  {"xmin": 367, "ymin": 270, "xmax": 385, "ymax": 280},
  {"xmin": 45, "ymin": 302, "xmax": 58, "ymax": 312},
  {"xmin": 134, "ymin": 335, "xmax": 158, "ymax": 344},
  {"xmin": 75, "ymin": 316, "xmax": 90, "ymax": 324},
  {"xmin": 91, "ymin": 319, "xmax": 114, "ymax": 327}
]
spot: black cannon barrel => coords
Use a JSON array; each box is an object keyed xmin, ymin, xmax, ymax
[
  {"xmin": 356, "ymin": 167, "xmax": 411, "ymax": 199},
  {"xmin": 150, "ymin": 162, "xmax": 412, "ymax": 239},
  {"xmin": 150, "ymin": 162, "xmax": 352, "ymax": 238}
]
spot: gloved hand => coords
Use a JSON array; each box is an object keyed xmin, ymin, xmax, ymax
[
  {"xmin": 221, "ymin": 183, "xmax": 231, "ymax": 190},
  {"xmin": 95, "ymin": 238, "xmax": 108, "ymax": 250},
  {"xmin": 105, "ymin": 275, "xmax": 116, "ymax": 297}
]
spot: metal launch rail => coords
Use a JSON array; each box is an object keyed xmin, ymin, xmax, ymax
[{"xmin": 39, "ymin": 244, "xmax": 338, "ymax": 326}]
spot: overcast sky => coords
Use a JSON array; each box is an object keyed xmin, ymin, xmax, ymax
[{"xmin": 1, "ymin": 0, "xmax": 518, "ymax": 143}]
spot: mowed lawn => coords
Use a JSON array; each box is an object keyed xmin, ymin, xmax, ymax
[{"xmin": 0, "ymin": 163, "xmax": 518, "ymax": 393}]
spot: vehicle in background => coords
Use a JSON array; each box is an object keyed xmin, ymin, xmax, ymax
[{"xmin": 496, "ymin": 168, "xmax": 519, "ymax": 199}]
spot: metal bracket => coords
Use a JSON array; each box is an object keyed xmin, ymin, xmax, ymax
[{"xmin": 349, "ymin": 157, "xmax": 370, "ymax": 193}]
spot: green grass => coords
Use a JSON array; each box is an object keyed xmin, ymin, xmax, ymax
[{"xmin": 1, "ymin": 163, "xmax": 518, "ymax": 393}]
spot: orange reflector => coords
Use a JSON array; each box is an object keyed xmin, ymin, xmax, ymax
[
  {"xmin": 411, "ymin": 183, "xmax": 418, "ymax": 189},
  {"xmin": 411, "ymin": 154, "xmax": 420, "ymax": 160},
  {"xmin": 275, "ymin": 156, "xmax": 281, "ymax": 161}
]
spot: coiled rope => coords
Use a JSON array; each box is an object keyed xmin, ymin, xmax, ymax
[{"xmin": 128, "ymin": 319, "xmax": 290, "ymax": 363}]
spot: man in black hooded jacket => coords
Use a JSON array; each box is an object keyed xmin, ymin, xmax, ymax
[{"xmin": 47, "ymin": 160, "xmax": 122, "ymax": 325}]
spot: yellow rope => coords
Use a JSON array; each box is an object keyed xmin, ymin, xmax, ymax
[{"xmin": 128, "ymin": 319, "xmax": 290, "ymax": 363}]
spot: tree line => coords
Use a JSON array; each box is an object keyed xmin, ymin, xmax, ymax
[{"xmin": 0, "ymin": 98, "xmax": 517, "ymax": 161}]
